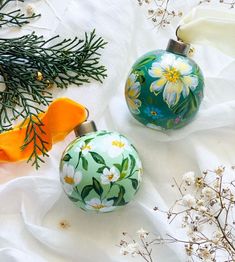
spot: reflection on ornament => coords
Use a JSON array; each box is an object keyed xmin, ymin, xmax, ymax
[
  {"xmin": 60, "ymin": 121, "xmax": 143, "ymax": 213},
  {"xmin": 125, "ymin": 39, "xmax": 204, "ymax": 130}
]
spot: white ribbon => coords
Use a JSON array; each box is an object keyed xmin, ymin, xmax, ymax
[{"xmin": 177, "ymin": 6, "xmax": 235, "ymax": 57}]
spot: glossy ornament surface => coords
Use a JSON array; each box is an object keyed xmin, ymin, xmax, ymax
[
  {"xmin": 125, "ymin": 41, "xmax": 204, "ymax": 130},
  {"xmin": 60, "ymin": 130, "xmax": 142, "ymax": 213}
]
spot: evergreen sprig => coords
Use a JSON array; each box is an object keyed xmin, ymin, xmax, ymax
[
  {"xmin": 0, "ymin": 0, "xmax": 40, "ymax": 27},
  {"xmin": 0, "ymin": 30, "xmax": 107, "ymax": 168}
]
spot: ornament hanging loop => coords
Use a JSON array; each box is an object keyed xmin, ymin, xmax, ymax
[
  {"xmin": 74, "ymin": 107, "xmax": 97, "ymax": 137},
  {"xmin": 85, "ymin": 107, "xmax": 90, "ymax": 121},
  {"xmin": 176, "ymin": 25, "xmax": 181, "ymax": 42},
  {"xmin": 175, "ymin": 25, "xmax": 195, "ymax": 57}
]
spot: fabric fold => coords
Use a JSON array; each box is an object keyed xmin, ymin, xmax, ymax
[{"xmin": 177, "ymin": 6, "xmax": 235, "ymax": 58}]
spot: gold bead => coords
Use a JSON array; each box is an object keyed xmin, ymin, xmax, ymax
[
  {"xmin": 46, "ymin": 80, "xmax": 53, "ymax": 89},
  {"xmin": 36, "ymin": 71, "xmax": 43, "ymax": 81}
]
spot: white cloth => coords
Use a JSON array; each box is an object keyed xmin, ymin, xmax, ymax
[
  {"xmin": 177, "ymin": 6, "xmax": 235, "ymax": 58},
  {"xmin": 0, "ymin": 1, "xmax": 235, "ymax": 261}
]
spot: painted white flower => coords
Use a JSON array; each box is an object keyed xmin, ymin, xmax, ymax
[
  {"xmin": 120, "ymin": 243, "xmax": 139, "ymax": 256},
  {"xmin": 61, "ymin": 164, "xmax": 83, "ymax": 193},
  {"xmin": 136, "ymin": 228, "xmax": 149, "ymax": 239},
  {"xmin": 101, "ymin": 166, "xmax": 120, "ymax": 184},
  {"xmin": 102, "ymin": 135, "xmax": 130, "ymax": 158},
  {"xmin": 74, "ymin": 141, "xmax": 94, "ymax": 155},
  {"xmin": 202, "ymin": 187, "xmax": 216, "ymax": 200},
  {"xmin": 125, "ymin": 73, "xmax": 142, "ymax": 114},
  {"xmin": 182, "ymin": 194, "xmax": 196, "ymax": 208},
  {"xmin": 85, "ymin": 198, "xmax": 115, "ymax": 212},
  {"xmin": 148, "ymin": 53, "xmax": 199, "ymax": 107},
  {"xmin": 182, "ymin": 171, "xmax": 195, "ymax": 185}
]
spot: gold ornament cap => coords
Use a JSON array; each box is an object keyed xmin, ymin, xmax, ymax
[
  {"xmin": 166, "ymin": 39, "xmax": 190, "ymax": 56},
  {"xmin": 74, "ymin": 120, "xmax": 97, "ymax": 137}
]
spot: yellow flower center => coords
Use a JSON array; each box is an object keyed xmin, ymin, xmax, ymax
[
  {"xmin": 128, "ymin": 89, "xmax": 136, "ymax": 97},
  {"xmin": 151, "ymin": 111, "xmax": 157, "ymax": 116},
  {"xmin": 81, "ymin": 144, "xmax": 91, "ymax": 151},
  {"xmin": 108, "ymin": 174, "xmax": 114, "ymax": 181},
  {"xmin": 112, "ymin": 140, "xmax": 125, "ymax": 148},
  {"xmin": 92, "ymin": 204, "xmax": 105, "ymax": 210},
  {"xmin": 164, "ymin": 68, "xmax": 180, "ymax": 83},
  {"xmin": 64, "ymin": 176, "xmax": 75, "ymax": 184}
]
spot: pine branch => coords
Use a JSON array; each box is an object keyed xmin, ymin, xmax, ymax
[
  {"xmin": 0, "ymin": 30, "xmax": 107, "ymax": 168},
  {"xmin": 0, "ymin": 0, "xmax": 41, "ymax": 27}
]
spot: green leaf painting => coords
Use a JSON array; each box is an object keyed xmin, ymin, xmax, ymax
[
  {"xmin": 130, "ymin": 178, "xmax": 138, "ymax": 190},
  {"xmin": 63, "ymin": 153, "xmax": 72, "ymax": 162},
  {"xmin": 81, "ymin": 185, "xmax": 93, "ymax": 200},
  {"xmin": 110, "ymin": 185, "xmax": 126, "ymax": 206},
  {"xmin": 81, "ymin": 157, "xmax": 88, "ymax": 171},
  {"xmin": 129, "ymin": 154, "xmax": 136, "ymax": 175},
  {"xmin": 134, "ymin": 55, "xmax": 156, "ymax": 69},
  {"xmin": 97, "ymin": 166, "xmax": 106, "ymax": 174},
  {"xmin": 92, "ymin": 177, "xmax": 103, "ymax": 196},
  {"xmin": 68, "ymin": 195, "xmax": 80, "ymax": 202},
  {"xmin": 122, "ymin": 158, "xmax": 129, "ymax": 171},
  {"xmin": 90, "ymin": 152, "xmax": 106, "ymax": 165}
]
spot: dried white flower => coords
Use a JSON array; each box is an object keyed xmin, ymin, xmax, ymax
[
  {"xmin": 213, "ymin": 231, "xmax": 223, "ymax": 243},
  {"xmin": 126, "ymin": 243, "xmax": 139, "ymax": 256},
  {"xmin": 198, "ymin": 247, "xmax": 213, "ymax": 261},
  {"xmin": 186, "ymin": 227, "xmax": 194, "ymax": 237},
  {"xmin": 196, "ymin": 199, "xmax": 204, "ymax": 206},
  {"xmin": 120, "ymin": 245, "xmax": 129, "ymax": 256},
  {"xmin": 202, "ymin": 187, "xmax": 216, "ymax": 200},
  {"xmin": 198, "ymin": 205, "xmax": 207, "ymax": 213},
  {"xmin": 26, "ymin": 4, "xmax": 35, "ymax": 16},
  {"xmin": 182, "ymin": 194, "xmax": 196, "ymax": 208},
  {"xmin": 136, "ymin": 228, "xmax": 149, "ymax": 239},
  {"xmin": 182, "ymin": 171, "xmax": 195, "ymax": 185}
]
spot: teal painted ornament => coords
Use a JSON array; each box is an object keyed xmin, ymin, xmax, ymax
[
  {"xmin": 60, "ymin": 121, "xmax": 142, "ymax": 213},
  {"xmin": 125, "ymin": 39, "xmax": 204, "ymax": 130}
]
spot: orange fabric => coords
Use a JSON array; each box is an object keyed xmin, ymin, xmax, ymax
[{"xmin": 0, "ymin": 98, "xmax": 87, "ymax": 162}]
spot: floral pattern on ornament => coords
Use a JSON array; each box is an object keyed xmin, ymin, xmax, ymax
[
  {"xmin": 60, "ymin": 130, "xmax": 143, "ymax": 212},
  {"xmin": 125, "ymin": 73, "xmax": 142, "ymax": 114},
  {"xmin": 148, "ymin": 53, "xmax": 199, "ymax": 107},
  {"xmin": 85, "ymin": 198, "xmax": 116, "ymax": 212},
  {"xmin": 101, "ymin": 134, "xmax": 131, "ymax": 158},
  {"xmin": 61, "ymin": 164, "xmax": 83, "ymax": 194}
]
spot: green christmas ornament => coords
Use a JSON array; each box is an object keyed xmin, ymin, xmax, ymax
[
  {"xmin": 125, "ymin": 39, "xmax": 204, "ymax": 130},
  {"xmin": 60, "ymin": 121, "xmax": 143, "ymax": 213}
]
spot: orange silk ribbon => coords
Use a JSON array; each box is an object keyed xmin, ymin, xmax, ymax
[{"xmin": 0, "ymin": 98, "xmax": 87, "ymax": 162}]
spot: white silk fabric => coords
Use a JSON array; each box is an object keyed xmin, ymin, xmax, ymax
[
  {"xmin": 177, "ymin": 6, "xmax": 235, "ymax": 58},
  {"xmin": 0, "ymin": 1, "xmax": 235, "ymax": 262}
]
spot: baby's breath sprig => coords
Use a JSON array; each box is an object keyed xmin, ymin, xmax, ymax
[
  {"xmin": 199, "ymin": 0, "xmax": 235, "ymax": 8},
  {"xmin": 137, "ymin": 0, "xmax": 183, "ymax": 28},
  {"xmin": 119, "ymin": 167, "xmax": 235, "ymax": 261}
]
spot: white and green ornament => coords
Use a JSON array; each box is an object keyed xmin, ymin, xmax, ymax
[
  {"xmin": 125, "ymin": 39, "xmax": 204, "ymax": 130},
  {"xmin": 60, "ymin": 121, "xmax": 143, "ymax": 213}
]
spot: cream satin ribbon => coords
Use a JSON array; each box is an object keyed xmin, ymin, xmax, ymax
[{"xmin": 177, "ymin": 6, "xmax": 235, "ymax": 58}]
